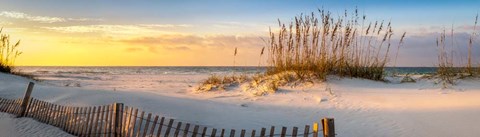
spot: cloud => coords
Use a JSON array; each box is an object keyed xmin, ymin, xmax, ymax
[
  {"xmin": 139, "ymin": 24, "xmax": 193, "ymax": 28},
  {"xmin": 120, "ymin": 34, "xmax": 264, "ymax": 47},
  {"xmin": 44, "ymin": 25, "xmax": 152, "ymax": 33},
  {"xmin": 119, "ymin": 34, "xmax": 265, "ymax": 53},
  {"xmin": 0, "ymin": 11, "xmax": 101, "ymax": 23},
  {"xmin": 125, "ymin": 47, "xmax": 143, "ymax": 52},
  {"xmin": 43, "ymin": 24, "xmax": 191, "ymax": 37},
  {"xmin": 0, "ymin": 11, "xmax": 65, "ymax": 23},
  {"xmin": 392, "ymin": 32, "xmax": 480, "ymax": 67}
]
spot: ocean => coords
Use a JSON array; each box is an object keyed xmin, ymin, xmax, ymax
[{"xmin": 13, "ymin": 66, "xmax": 438, "ymax": 91}]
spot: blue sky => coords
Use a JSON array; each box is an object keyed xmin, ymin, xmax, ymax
[{"xmin": 0, "ymin": 0, "xmax": 479, "ymax": 66}]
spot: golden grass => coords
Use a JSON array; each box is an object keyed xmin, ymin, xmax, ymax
[
  {"xmin": 0, "ymin": 28, "xmax": 22, "ymax": 74},
  {"xmin": 266, "ymin": 8, "xmax": 405, "ymax": 81},
  {"xmin": 196, "ymin": 74, "xmax": 249, "ymax": 91}
]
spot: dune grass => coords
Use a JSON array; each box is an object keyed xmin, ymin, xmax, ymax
[
  {"xmin": 435, "ymin": 15, "xmax": 479, "ymax": 87},
  {"xmin": 197, "ymin": 74, "xmax": 249, "ymax": 91},
  {"xmin": 266, "ymin": 9, "xmax": 405, "ymax": 81},
  {"xmin": 0, "ymin": 28, "xmax": 22, "ymax": 74},
  {"xmin": 197, "ymin": 8, "xmax": 407, "ymax": 93}
]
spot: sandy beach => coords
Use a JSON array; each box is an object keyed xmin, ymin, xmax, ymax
[{"xmin": 1, "ymin": 72, "xmax": 480, "ymax": 137}]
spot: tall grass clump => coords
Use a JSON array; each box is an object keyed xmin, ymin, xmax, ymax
[
  {"xmin": 436, "ymin": 28, "xmax": 457, "ymax": 85},
  {"xmin": 266, "ymin": 9, "xmax": 406, "ymax": 81},
  {"xmin": 435, "ymin": 14, "xmax": 479, "ymax": 86},
  {"xmin": 0, "ymin": 28, "xmax": 22, "ymax": 74}
]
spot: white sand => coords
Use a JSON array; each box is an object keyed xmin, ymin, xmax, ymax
[
  {"xmin": 0, "ymin": 112, "xmax": 74, "ymax": 137},
  {"xmin": 1, "ymin": 73, "xmax": 480, "ymax": 137}
]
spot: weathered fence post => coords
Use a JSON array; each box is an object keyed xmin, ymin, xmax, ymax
[
  {"xmin": 321, "ymin": 118, "xmax": 335, "ymax": 137},
  {"xmin": 113, "ymin": 102, "xmax": 123, "ymax": 137},
  {"xmin": 18, "ymin": 82, "xmax": 34, "ymax": 117},
  {"xmin": 313, "ymin": 122, "xmax": 318, "ymax": 137}
]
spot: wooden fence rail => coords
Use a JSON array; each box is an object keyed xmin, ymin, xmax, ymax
[{"xmin": 0, "ymin": 83, "xmax": 335, "ymax": 137}]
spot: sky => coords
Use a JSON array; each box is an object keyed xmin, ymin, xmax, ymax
[{"xmin": 0, "ymin": 0, "xmax": 479, "ymax": 66}]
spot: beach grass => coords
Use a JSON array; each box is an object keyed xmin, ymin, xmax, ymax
[
  {"xmin": 266, "ymin": 8, "xmax": 405, "ymax": 81},
  {"xmin": 0, "ymin": 28, "xmax": 22, "ymax": 74},
  {"xmin": 435, "ymin": 15, "xmax": 479, "ymax": 87}
]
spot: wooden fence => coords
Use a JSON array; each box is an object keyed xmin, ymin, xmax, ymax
[{"xmin": 0, "ymin": 82, "xmax": 335, "ymax": 137}]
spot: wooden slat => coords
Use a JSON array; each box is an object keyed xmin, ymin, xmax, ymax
[
  {"xmin": 63, "ymin": 106, "xmax": 70, "ymax": 131},
  {"xmin": 269, "ymin": 126, "xmax": 275, "ymax": 137},
  {"xmin": 31, "ymin": 100, "xmax": 40, "ymax": 120},
  {"xmin": 142, "ymin": 113, "xmax": 152, "ymax": 137},
  {"xmin": 45, "ymin": 102, "xmax": 52, "ymax": 123},
  {"xmin": 3, "ymin": 98, "xmax": 11, "ymax": 112},
  {"xmin": 13, "ymin": 99, "xmax": 22, "ymax": 115},
  {"xmin": 57, "ymin": 105, "xmax": 64, "ymax": 129},
  {"xmin": 51, "ymin": 104, "xmax": 58, "ymax": 127},
  {"xmin": 230, "ymin": 129, "xmax": 235, "ymax": 137},
  {"xmin": 121, "ymin": 106, "xmax": 128, "ymax": 136},
  {"xmin": 71, "ymin": 107, "xmax": 79, "ymax": 135},
  {"xmin": 46, "ymin": 103, "xmax": 55, "ymax": 125},
  {"xmin": 221, "ymin": 129, "xmax": 225, "ymax": 137},
  {"xmin": 156, "ymin": 117, "xmax": 165, "ymax": 137},
  {"xmin": 135, "ymin": 111, "xmax": 145, "ymax": 137},
  {"xmin": 149, "ymin": 115, "xmax": 159, "ymax": 137},
  {"xmin": 108, "ymin": 105, "xmax": 115, "ymax": 136},
  {"xmin": 210, "ymin": 128, "xmax": 217, "ymax": 137},
  {"xmin": 24, "ymin": 98, "xmax": 34, "ymax": 117},
  {"xmin": 124, "ymin": 107, "xmax": 133, "ymax": 137},
  {"xmin": 93, "ymin": 106, "xmax": 102, "ymax": 136},
  {"xmin": 174, "ymin": 122, "xmax": 182, "ymax": 137},
  {"xmin": 77, "ymin": 107, "xmax": 85, "ymax": 136},
  {"xmin": 113, "ymin": 103, "xmax": 123, "ymax": 137},
  {"xmin": 292, "ymin": 127, "xmax": 298, "ymax": 137},
  {"xmin": 304, "ymin": 125, "xmax": 310, "ymax": 137},
  {"xmin": 313, "ymin": 123, "xmax": 318, "ymax": 137},
  {"xmin": 281, "ymin": 127, "xmax": 287, "ymax": 137},
  {"xmin": 9, "ymin": 99, "xmax": 16, "ymax": 114},
  {"xmin": 192, "ymin": 125, "xmax": 200, "ymax": 137},
  {"xmin": 88, "ymin": 106, "xmax": 97, "ymax": 136},
  {"xmin": 69, "ymin": 107, "xmax": 75, "ymax": 133},
  {"xmin": 201, "ymin": 127, "xmax": 207, "ymax": 137},
  {"xmin": 1, "ymin": 98, "xmax": 9, "ymax": 112},
  {"xmin": 24, "ymin": 99, "xmax": 34, "ymax": 117},
  {"xmin": 40, "ymin": 101, "xmax": 47, "ymax": 123},
  {"xmin": 53, "ymin": 104, "xmax": 59, "ymax": 128},
  {"xmin": 0, "ymin": 98, "xmax": 6, "ymax": 112},
  {"xmin": 66, "ymin": 107, "xmax": 72, "ymax": 133},
  {"xmin": 104, "ymin": 105, "xmax": 112, "ymax": 137},
  {"xmin": 183, "ymin": 123, "xmax": 190, "ymax": 137},
  {"xmin": 121, "ymin": 106, "xmax": 127, "ymax": 137},
  {"xmin": 35, "ymin": 100, "xmax": 41, "ymax": 121},
  {"xmin": 6, "ymin": 99, "xmax": 15, "ymax": 113},
  {"xmin": 129, "ymin": 108, "xmax": 138, "ymax": 137},
  {"xmin": 0, "ymin": 98, "xmax": 7, "ymax": 112},
  {"xmin": 240, "ymin": 129, "xmax": 246, "ymax": 137},
  {"xmin": 322, "ymin": 118, "xmax": 335, "ymax": 137},
  {"xmin": 126, "ymin": 108, "xmax": 138, "ymax": 137},
  {"xmin": 12, "ymin": 99, "xmax": 22, "ymax": 115},
  {"xmin": 82, "ymin": 107, "xmax": 92, "ymax": 137},
  {"xmin": 50, "ymin": 103, "xmax": 57, "ymax": 126},
  {"xmin": 260, "ymin": 128, "xmax": 266, "ymax": 137},
  {"xmin": 164, "ymin": 119, "xmax": 174, "ymax": 137},
  {"xmin": 98, "ymin": 106, "xmax": 106, "ymax": 137},
  {"xmin": 0, "ymin": 98, "xmax": 5, "ymax": 111},
  {"xmin": 3, "ymin": 99, "xmax": 10, "ymax": 113},
  {"xmin": 93, "ymin": 106, "xmax": 103, "ymax": 136},
  {"xmin": 0, "ymin": 98, "xmax": 8, "ymax": 112},
  {"xmin": 251, "ymin": 130, "xmax": 256, "ymax": 137}
]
